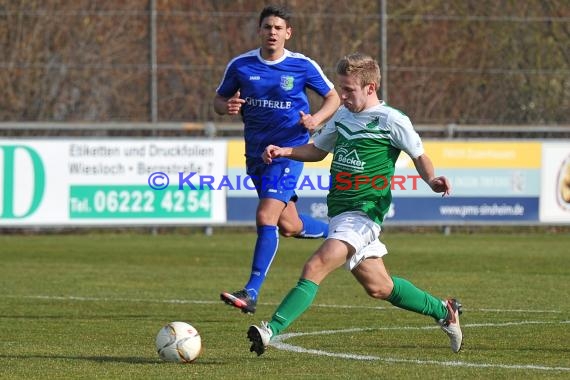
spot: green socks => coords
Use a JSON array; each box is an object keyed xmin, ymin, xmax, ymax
[
  {"xmin": 266, "ymin": 276, "xmax": 448, "ymax": 338},
  {"xmin": 268, "ymin": 278, "xmax": 319, "ymax": 336},
  {"xmin": 386, "ymin": 276, "xmax": 448, "ymax": 320}
]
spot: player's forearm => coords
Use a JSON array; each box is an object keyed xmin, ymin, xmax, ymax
[
  {"xmin": 311, "ymin": 90, "xmax": 340, "ymax": 125},
  {"xmin": 213, "ymin": 95, "xmax": 229, "ymax": 115},
  {"xmin": 288, "ymin": 143, "xmax": 328, "ymax": 162},
  {"xmin": 413, "ymin": 154, "xmax": 436, "ymax": 184}
]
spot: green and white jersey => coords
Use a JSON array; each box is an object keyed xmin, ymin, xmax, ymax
[{"xmin": 313, "ymin": 101, "xmax": 424, "ymax": 224}]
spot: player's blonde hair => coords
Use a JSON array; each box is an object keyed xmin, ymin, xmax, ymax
[{"xmin": 336, "ymin": 53, "xmax": 381, "ymax": 88}]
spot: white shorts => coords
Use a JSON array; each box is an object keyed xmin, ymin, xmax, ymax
[{"xmin": 327, "ymin": 211, "xmax": 388, "ymax": 271}]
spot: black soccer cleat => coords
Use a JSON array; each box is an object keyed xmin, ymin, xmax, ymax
[{"xmin": 220, "ymin": 289, "xmax": 257, "ymax": 314}]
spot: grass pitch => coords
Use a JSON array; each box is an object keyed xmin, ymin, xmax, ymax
[{"xmin": 0, "ymin": 231, "xmax": 568, "ymax": 379}]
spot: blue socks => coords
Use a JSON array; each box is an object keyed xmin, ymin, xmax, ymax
[
  {"xmin": 244, "ymin": 215, "xmax": 327, "ymax": 301},
  {"xmin": 245, "ymin": 225, "xmax": 279, "ymax": 301},
  {"xmin": 296, "ymin": 214, "xmax": 328, "ymax": 239}
]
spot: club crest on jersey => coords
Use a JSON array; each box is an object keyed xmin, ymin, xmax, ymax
[
  {"xmin": 366, "ymin": 116, "xmax": 380, "ymax": 129},
  {"xmin": 280, "ymin": 75, "xmax": 294, "ymax": 91}
]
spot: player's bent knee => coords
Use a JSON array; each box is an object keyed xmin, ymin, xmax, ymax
[
  {"xmin": 277, "ymin": 218, "xmax": 303, "ymax": 237},
  {"xmin": 301, "ymin": 257, "xmax": 329, "ymax": 282},
  {"xmin": 302, "ymin": 260, "xmax": 320, "ymax": 276},
  {"xmin": 278, "ymin": 227, "xmax": 299, "ymax": 238},
  {"xmin": 364, "ymin": 285, "xmax": 392, "ymax": 300}
]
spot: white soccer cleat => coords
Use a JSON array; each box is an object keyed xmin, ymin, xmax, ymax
[
  {"xmin": 247, "ymin": 321, "xmax": 273, "ymax": 356},
  {"xmin": 438, "ymin": 298, "xmax": 463, "ymax": 353}
]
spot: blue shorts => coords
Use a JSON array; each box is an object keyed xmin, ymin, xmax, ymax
[{"xmin": 246, "ymin": 157, "xmax": 302, "ymax": 203}]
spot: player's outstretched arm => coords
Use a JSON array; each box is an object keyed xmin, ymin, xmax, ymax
[
  {"xmin": 263, "ymin": 143, "xmax": 328, "ymax": 164},
  {"xmin": 412, "ymin": 154, "xmax": 452, "ymax": 196}
]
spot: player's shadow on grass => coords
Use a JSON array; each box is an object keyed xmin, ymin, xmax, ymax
[
  {"xmin": 0, "ymin": 354, "xmax": 222, "ymax": 365},
  {"xmin": 0, "ymin": 354, "xmax": 157, "ymax": 364}
]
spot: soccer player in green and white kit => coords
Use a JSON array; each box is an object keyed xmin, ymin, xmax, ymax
[{"xmin": 248, "ymin": 52, "xmax": 463, "ymax": 356}]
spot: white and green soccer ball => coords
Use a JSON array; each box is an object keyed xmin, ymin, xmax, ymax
[{"xmin": 155, "ymin": 321, "xmax": 202, "ymax": 363}]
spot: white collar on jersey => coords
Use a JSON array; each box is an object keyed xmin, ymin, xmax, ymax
[{"xmin": 256, "ymin": 48, "xmax": 290, "ymax": 65}]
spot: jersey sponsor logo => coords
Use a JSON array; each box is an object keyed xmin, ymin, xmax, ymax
[
  {"xmin": 244, "ymin": 97, "xmax": 292, "ymax": 109},
  {"xmin": 332, "ymin": 146, "xmax": 366, "ymax": 172},
  {"xmin": 280, "ymin": 75, "xmax": 294, "ymax": 91},
  {"xmin": 249, "ymin": 75, "xmax": 261, "ymax": 80}
]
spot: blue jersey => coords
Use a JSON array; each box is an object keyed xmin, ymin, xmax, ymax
[{"xmin": 216, "ymin": 49, "xmax": 334, "ymax": 159}]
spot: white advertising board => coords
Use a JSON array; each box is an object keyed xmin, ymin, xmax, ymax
[
  {"xmin": 0, "ymin": 139, "xmax": 227, "ymax": 226},
  {"xmin": 540, "ymin": 142, "xmax": 570, "ymax": 223}
]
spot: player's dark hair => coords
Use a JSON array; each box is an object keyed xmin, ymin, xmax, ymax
[{"xmin": 259, "ymin": 5, "xmax": 292, "ymax": 27}]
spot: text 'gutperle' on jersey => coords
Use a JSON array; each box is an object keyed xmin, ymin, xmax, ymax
[
  {"xmin": 312, "ymin": 102, "xmax": 425, "ymax": 224},
  {"xmin": 216, "ymin": 49, "xmax": 334, "ymax": 159}
]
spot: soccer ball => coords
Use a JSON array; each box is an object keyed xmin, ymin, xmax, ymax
[{"xmin": 155, "ymin": 321, "xmax": 202, "ymax": 363}]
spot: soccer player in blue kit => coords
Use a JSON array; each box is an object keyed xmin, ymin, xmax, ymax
[{"xmin": 213, "ymin": 5, "xmax": 340, "ymax": 314}]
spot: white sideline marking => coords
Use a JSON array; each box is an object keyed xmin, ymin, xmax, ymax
[
  {"xmin": 3, "ymin": 295, "xmax": 563, "ymax": 314},
  {"xmin": 272, "ymin": 340, "xmax": 570, "ymax": 371},
  {"xmin": 272, "ymin": 321, "xmax": 570, "ymax": 372},
  {"xmin": 4, "ymin": 295, "xmax": 569, "ymax": 371}
]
